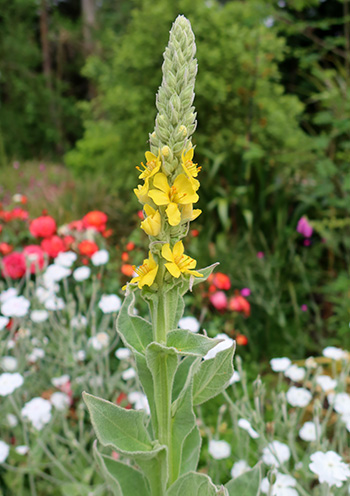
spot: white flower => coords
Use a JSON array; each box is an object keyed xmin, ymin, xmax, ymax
[
  {"xmin": 51, "ymin": 375, "xmax": 70, "ymax": 388},
  {"xmin": 15, "ymin": 445, "xmax": 29, "ymax": 455},
  {"xmin": 70, "ymin": 315, "xmax": 88, "ymax": 329},
  {"xmin": 115, "ymin": 347, "xmax": 131, "ymax": 360},
  {"xmin": 122, "ymin": 367, "xmax": 136, "ymax": 381},
  {"xmin": 270, "ymin": 357, "xmax": 292, "ymax": 373},
  {"xmin": 0, "ymin": 441, "xmax": 10, "ymax": 463},
  {"xmin": 299, "ymin": 421, "xmax": 319, "ymax": 442},
  {"xmin": 309, "ymin": 451, "xmax": 350, "ymax": 488},
  {"xmin": 128, "ymin": 391, "xmax": 150, "ymax": 414},
  {"xmin": 54, "ymin": 251, "xmax": 77, "ymax": 268},
  {"xmin": 0, "ymin": 288, "xmax": 17, "ymax": 303},
  {"xmin": 323, "ymin": 346, "xmax": 347, "ymax": 361},
  {"xmin": 98, "ymin": 294, "xmax": 121, "ymax": 313},
  {"xmin": 286, "ymin": 386, "xmax": 312, "ymax": 408},
  {"xmin": 88, "ymin": 332, "xmax": 110, "ymax": 351},
  {"xmin": 7, "ymin": 413, "xmax": 18, "ymax": 427},
  {"xmin": 208, "ymin": 439, "xmax": 231, "ymax": 460},
  {"xmin": 178, "ymin": 316, "xmax": 200, "ymax": 333},
  {"xmin": 262, "ymin": 441, "xmax": 291, "ymax": 467},
  {"xmin": 44, "ymin": 264, "xmax": 71, "ymax": 284},
  {"xmin": 341, "ymin": 414, "xmax": 350, "ymax": 433},
  {"xmin": 231, "ymin": 460, "xmax": 251, "ymax": 478},
  {"xmin": 7, "ymin": 340, "xmax": 15, "ymax": 350},
  {"xmin": 1, "ymin": 356, "xmax": 18, "ymax": 371},
  {"xmin": 27, "ymin": 348, "xmax": 45, "ymax": 363},
  {"xmin": 21, "ymin": 397, "xmax": 52, "ymax": 430},
  {"xmin": 0, "ymin": 372, "xmax": 24, "ymax": 396},
  {"xmin": 284, "ymin": 365, "xmax": 305, "ymax": 382},
  {"xmin": 44, "ymin": 297, "xmax": 65, "ymax": 311},
  {"xmin": 305, "ymin": 356, "xmax": 317, "ymax": 369},
  {"xmin": 1, "ymin": 296, "xmax": 30, "ymax": 317},
  {"xmin": 91, "ymin": 249, "xmax": 109, "ymax": 266},
  {"xmin": 73, "ymin": 350, "xmax": 86, "ymax": 361},
  {"xmin": 35, "ymin": 286, "xmax": 56, "ymax": 303},
  {"xmin": 50, "ymin": 392, "xmax": 70, "ymax": 411},
  {"xmin": 30, "ymin": 310, "xmax": 49, "ymax": 323},
  {"xmin": 333, "ymin": 393, "xmax": 350, "ymax": 416},
  {"xmin": 203, "ymin": 333, "xmax": 234, "ymax": 360},
  {"xmin": 260, "ymin": 473, "xmax": 298, "ymax": 495},
  {"xmin": 73, "ymin": 266, "xmax": 91, "ymax": 282},
  {"xmin": 263, "ymin": 16, "xmax": 274, "ymax": 28},
  {"xmin": 237, "ymin": 418, "xmax": 260, "ymax": 439},
  {"xmin": 316, "ymin": 375, "xmax": 337, "ymax": 392},
  {"xmin": 229, "ymin": 371, "xmax": 240, "ymax": 384},
  {"xmin": 0, "ymin": 316, "xmax": 10, "ymax": 330}
]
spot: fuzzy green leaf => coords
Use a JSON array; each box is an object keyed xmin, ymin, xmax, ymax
[
  {"xmin": 172, "ymin": 356, "xmax": 199, "ymax": 401},
  {"xmin": 167, "ymin": 471, "xmax": 218, "ymax": 495},
  {"xmin": 193, "ymin": 344, "xmax": 235, "ymax": 405},
  {"xmin": 94, "ymin": 443, "xmax": 150, "ymax": 496},
  {"xmin": 117, "ymin": 292, "xmax": 152, "ymax": 354},
  {"xmin": 167, "ymin": 329, "xmax": 222, "ymax": 357},
  {"xmin": 179, "ymin": 424, "xmax": 202, "ymax": 475},
  {"xmin": 83, "ymin": 392, "xmax": 159, "ymax": 456},
  {"xmin": 180, "ymin": 263, "xmax": 219, "ymax": 296},
  {"xmin": 225, "ymin": 463, "xmax": 261, "ymax": 495}
]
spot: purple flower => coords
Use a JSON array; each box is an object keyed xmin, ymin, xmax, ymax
[
  {"xmin": 257, "ymin": 252, "xmax": 265, "ymax": 259},
  {"xmin": 241, "ymin": 288, "xmax": 251, "ymax": 297},
  {"xmin": 301, "ymin": 304, "xmax": 308, "ymax": 312},
  {"xmin": 297, "ymin": 216, "xmax": 313, "ymax": 238}
]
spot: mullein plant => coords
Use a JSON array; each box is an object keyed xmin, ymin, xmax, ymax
[{"xmin": 83, "ymin": 16, "xmax": 260, "ymax": 495}]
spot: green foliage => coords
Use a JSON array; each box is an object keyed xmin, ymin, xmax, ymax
[{"xmin": 225, "ymin": 464, "xmax": 261, "ymax": 495}]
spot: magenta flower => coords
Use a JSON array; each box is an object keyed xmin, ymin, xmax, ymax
[
  {"xmin": 241, "ymin": 288, "xmax": 251, "ymax": 297},
  {"xmin": 301, "ymin": 304, "xmax": 308, "ymax": 312},
  {"xmin": 257, "ymin": 251, "xmax": 265, "ymax": 259},
  {"xmin": 209, "ymin": 291, "xmax": 228, "ymax": 311},
  {"xmin": 297, "ymin": 216, "xmax": 313, "ymax": 238}
]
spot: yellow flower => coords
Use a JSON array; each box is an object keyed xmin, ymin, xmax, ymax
[
  {"xmin": 141, "ymin": 205, "xmax": 161, "ymax": 236},
  {"xmin": 161, "ymin": 241, "xmax": 203, "ymax": 278},
  {"xmin": 134, "ymin": 182, "xmax": 149, "ymax": 204},
  {"xmin": 137, "ymin": 151, "xmax": 161, "ymax": 181},
  {"xmin": 148, "ymin": 173, "xmax": 199, "ymax": 226},
  {"xmin": 181, "ymin": 204, "xmax": 202, "ymax": 222},
  {"xmin": 181, "ymin": 148, "xmax": 201, "ymax": 191},
  {"xmin": 130, "ymin": 252, "xmax": 158, "ymax": 288}
]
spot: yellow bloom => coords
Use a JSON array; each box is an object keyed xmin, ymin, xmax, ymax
[
  {"xmin": 130, "ymin": 252, "xmax": 158, "ymax": 288},
  {"xmin": 141, "ymin": 205, "xmax": 161, "ymax": 236},
  {"xmin": 161, "ymin": 241, "xmax": 203, "ymax": 278},
  {"xmin": 134, "ymin": 182, "xmax": 149, "ymax": 204},
  {"xmin": 137, "ymin": 152, "xmax": 161, "ymax": 181},
  {"xmin": 148, "ymin": 173, "xmax": 199, "ymax": 226},
  {"xmin": 181, "ymin": 148, "xmax": 201, "ymax": 191},
  {"xmin": 181, "ymin": 204, "xmax": 202, "ymax": 222}
]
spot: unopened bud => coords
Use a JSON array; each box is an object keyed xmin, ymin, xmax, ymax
[
  {"xmin": 161, "ymin": 146, "xmax": 171, "ymax": 157},
  {"xmin": 179, "ymin": 125, "xmax": 187, "ymax": 137}
]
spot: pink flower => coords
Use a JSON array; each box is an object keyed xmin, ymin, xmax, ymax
[
  {"xmin": 228, "ymin": 294, "xmax": 251, "ymax": 317},
  {"xmin": 297, "ymin": 216, "xmax": 313, "ymax": 238},
  {"xmin": 240, "ymin": 288, "xmax": 251, "ymax": 297},
  {"xmin": 41, "ymin": 236, "xmax": 66, "ymax": 258},
  {"xmin": 209, "ymin": 291, "xmax": 228, "ymax": 311},
  {"xmin": 257, "ymin": 251, "xmax": 264, "ymax": 259},
  {"xmin": 23, "ymin": 245, "xmax": 45, "ymax": 273},
  {"xmin": 301, "ymin": 304, "xmax": 308, "ymax": 312}
]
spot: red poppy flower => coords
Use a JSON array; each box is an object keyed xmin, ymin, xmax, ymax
[
  {"xmin": 121, "ymin": 252, "xmax": 129, "ymax": 262},
  {"xmin": 0, "ymin": 242, "xmax": 13, "ymax": 256},
  {"xmin": 126, "ymin": 242, "xmax": 135, "ymax": 251},
  {"xmin": 41, "ymin": 236, "xmax": 66, "ymax": 258},
  {"xmin": 212, "ymin": 272, "xmax": 231, "ymax": 291},
  {"xmin": 236, "ymin": 334, "xmax": 248, "ymax": 346},
  {"xmin": 83, "ymin": 211, "xmax": 108, "ymax": 232},
  {"xmin": 2, "ymin": 252, "xmax": 26, "ymax": 279},
  {"xmin": 228, "ymin": 294, "xmax": 251, "ymax": 317},
  {"xmin": 30, "ymin": 215, "xmax": 56, "ymax": 238},
  {"xmin": 121, "ymin": 264, "xmax": 135, "ymax": 277},
  {"xmin": 78, "ymin": 240, "xmax": 98, "ymax": 257}
]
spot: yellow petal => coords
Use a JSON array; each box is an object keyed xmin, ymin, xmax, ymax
[
  {"xmin": 141, "ymin": 211, "xmax": 161, "ymax": 236},
  {"xmin": 139, "ymin": 266, "xmax": 158, "ymax": 287},
  {"xmin": 153, "ymin": 173, "xmax": 170, "ymax": 194},
  {"xmin": 191, "ymin": 209, "xmax": 202, "ymax": 220},
  {"xmin": 162, "ymin": 243, "xmax": 174, "ymax": 263},
  {"xmin": 148, "ymin": 189, "xmax": 170, "ymax": 206},
  {"xmin": 144, "ymin": 204, "xmax": 156, "ymax": 216},
  {"xmin": 173, "ymin": 241, "xmax": 184, "ymax": 259},
  {"xmin": 173, "ymin": 174, "xmax": 199, "ymax": 205},
  {"xmin": 166, "ymin": 202, "xmax": 181, "ymax": 226},
  {"xmin": 145, "ymin": 151, "xmax": 157, "ymax": 162},
  {"xmin": 165, "ymin": 262, "xmax": 181, "ymax": 278},
  {"xmin": 183, "ymin": 148, "xmax": 194, "ymax": 162},
  {"xmin": 188, "ymin": 270, "xmax": 203, "ymax": 277}
]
